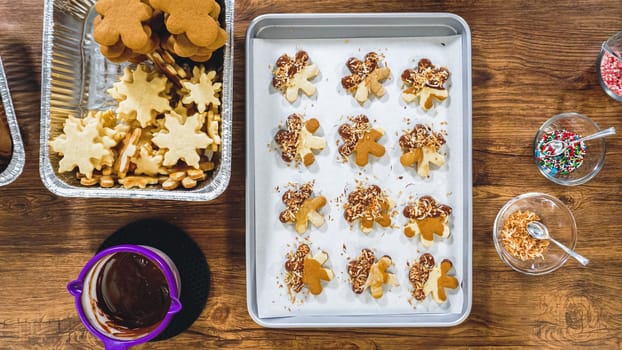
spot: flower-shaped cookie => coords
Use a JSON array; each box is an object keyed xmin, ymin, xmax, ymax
[
  {"xmin": 150, "ymin": 0, "xmax": 226, "ymax": 62},
  {"xmin": 93, "ymin": 0, "xmax": 153, "ymax": 49},
  {"xmin": 152, "ymin": 0, "xmax": 221, "ymax": 47},
  {"xmin": 274, "ymin": 114, "xmax": 326, "ymax": 166},
  {"xmin": 399, "ymin": 124, "xmax": 446, "ymax": 177},
  {"xmin": 279, "ymin": 182, "xmax": 327, "ymax": 234},
  {"xmin": 347, "ymin": 249, "xmax": 398, "ymax": 299},
  {"xmin": 93, "ymin": 0, "xmax": 160, "ymax": 63},
  {"xmin": 285, "ymin": 243, "xmax": 334, "ymax": 297},
  {"xmin": 343, "ymin": 184, "xmax": 393, "ymax": 233},
  {"xmin": 401, "ymin": 58, "xmax": 450, "ymax": 110},
  {"xmin": 338, "ymin": 115, "xmax": 385, "ymax": 166},
  {"xmin": 341, "ymin": 52, "xmax": 391, "ymax": 103},
  {"xmin": 272, "ymin": 51, "xmax": 319, "ymax": 103},
  {"xmin": 409, "ymin": 253, "xmax": 458, "ymax": 304},
  {"xmin": 403, "ymin": 196, "xmax": 452, "ymax": 247}
]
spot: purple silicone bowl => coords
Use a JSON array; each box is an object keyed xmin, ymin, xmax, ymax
[{"xmin": 67, "ymin": 244, "xmax": 182, "ymax": 350}]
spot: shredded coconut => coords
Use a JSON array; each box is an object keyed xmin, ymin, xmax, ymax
[{"xmin": 500, "ymin": 211, "xmax": 549, "ymax": 261}]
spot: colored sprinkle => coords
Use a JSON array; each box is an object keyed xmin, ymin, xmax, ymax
[
  {"xmin": 535, "ymin": 129, "xmax": 587, "ymax": 177},
  {"xmin": 600, "ymin": 51, "xmax": 622, "ymax": 97}
]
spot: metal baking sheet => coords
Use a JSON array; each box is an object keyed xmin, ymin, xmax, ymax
[
  {"xmin": 0, "ymin": 55, "xmax": 25, "ymax": 187},
  {"xmin": 246, "ymin": 13, "xmax": 472, "ymax": 327},
  {"xmin": 39, "ymin": 0, "xmax": 234, "ymax": 201}
]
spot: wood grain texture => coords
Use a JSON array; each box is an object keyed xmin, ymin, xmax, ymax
[{"xmin": 0, "ymin": 0, "xmax": 621, "ymax": 349}]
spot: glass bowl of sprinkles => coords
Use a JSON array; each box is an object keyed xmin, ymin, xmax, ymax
[
  {"xmin": 533, "ymin": 112, "xmax": 606, "ymax": 186},
  {"xmin": 493, "ymin": 192, "xmax": 578, "ymax": 275},
  {"xmin": 597, "ymin": 31, "xmax": 622, "ymax": 102}
]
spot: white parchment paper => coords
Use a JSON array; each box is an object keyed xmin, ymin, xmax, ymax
[{"xmin": 251, "ymin": 35, "xmax": 465, "ymax": 318}]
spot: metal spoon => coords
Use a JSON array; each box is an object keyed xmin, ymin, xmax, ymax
[
  {"xmin": 526, "ymin": 221, "xmax": 589, "ymax": 266},
  {"xmin": 544, "ymin": 127, "xmax": 616, "ymax": 157}
]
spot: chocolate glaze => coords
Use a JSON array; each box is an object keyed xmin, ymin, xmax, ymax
[{"xmin": 96, "ymin": 253, "xmax": 171, "ymax": 330}]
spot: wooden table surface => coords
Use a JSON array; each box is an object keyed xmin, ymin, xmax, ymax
[{"xmin": 1, "ymin": 0, "xmax": 621, "ymax": 349}]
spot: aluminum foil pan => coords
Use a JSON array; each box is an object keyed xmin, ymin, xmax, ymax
[
  {"xmin": 39, "ymin": 0, "xmax": 233, "ymax": 201},
  {"xmin": 0, "ymin": 55, "xmax": 25, "ymax": 187}
]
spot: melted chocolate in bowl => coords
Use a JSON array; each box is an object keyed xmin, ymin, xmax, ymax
[
  {"xmin": 83, "ymin": 252, "xmax": 173, "ymax": 340},
  {"xmin": 96, "ymin": 253, "xmax": 171, "ymax": 330}
]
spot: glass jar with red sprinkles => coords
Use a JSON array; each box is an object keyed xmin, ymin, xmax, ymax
[{"xmin": 597, "ymin": 31, "xmax": 622, "ymax": 102}]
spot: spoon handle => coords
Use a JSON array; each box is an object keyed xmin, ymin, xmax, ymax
[
  {"xmin": 570, "ymin": 127, "xmax": 616, "ymax": 145},
  {"xmin": 549, "ymin": 237, "xmax": 590, "ymax": 266}
]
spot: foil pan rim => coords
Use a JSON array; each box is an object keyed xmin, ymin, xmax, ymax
[{"xmin": 0, "ymin": 55, "xmax": 26, "ymax": 187}]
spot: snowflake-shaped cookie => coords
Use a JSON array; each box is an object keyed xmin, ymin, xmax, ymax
[
  {"xmin": 82, "ymin": 110, "xmax": 128, "ymax": 145},
  {"xmin": 81, "ymin": 110, "xmax": 124, "ymax": 173},
  {"xmin": 152, "ymin": 112, "xmax": 212, "ymax": 168},
  {"xmin": 401, "ymin": 58, "xmax": 450, "ymax": 110},
  {"xmin": 181, "ymin": 66, "xmax": 222, "ymax": 113},
  {"xmin": 132, "ymin": 144, "xmax": 166, "ymax": 177},
  {"xmin": 108, "ymin": 64, "xmax": 172, "ymax": 128},
  {"xmin": 49, "ymin": 115, "xmax": 115, "ymax": 178},
  {"xmin": 272, "ymin": 50, "xmax": 319, "ymax": 103}
]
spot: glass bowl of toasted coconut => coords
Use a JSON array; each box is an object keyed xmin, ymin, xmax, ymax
[{"xmin": 493, "ymin": 192, "xmax": 578, "ymax": 275}]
